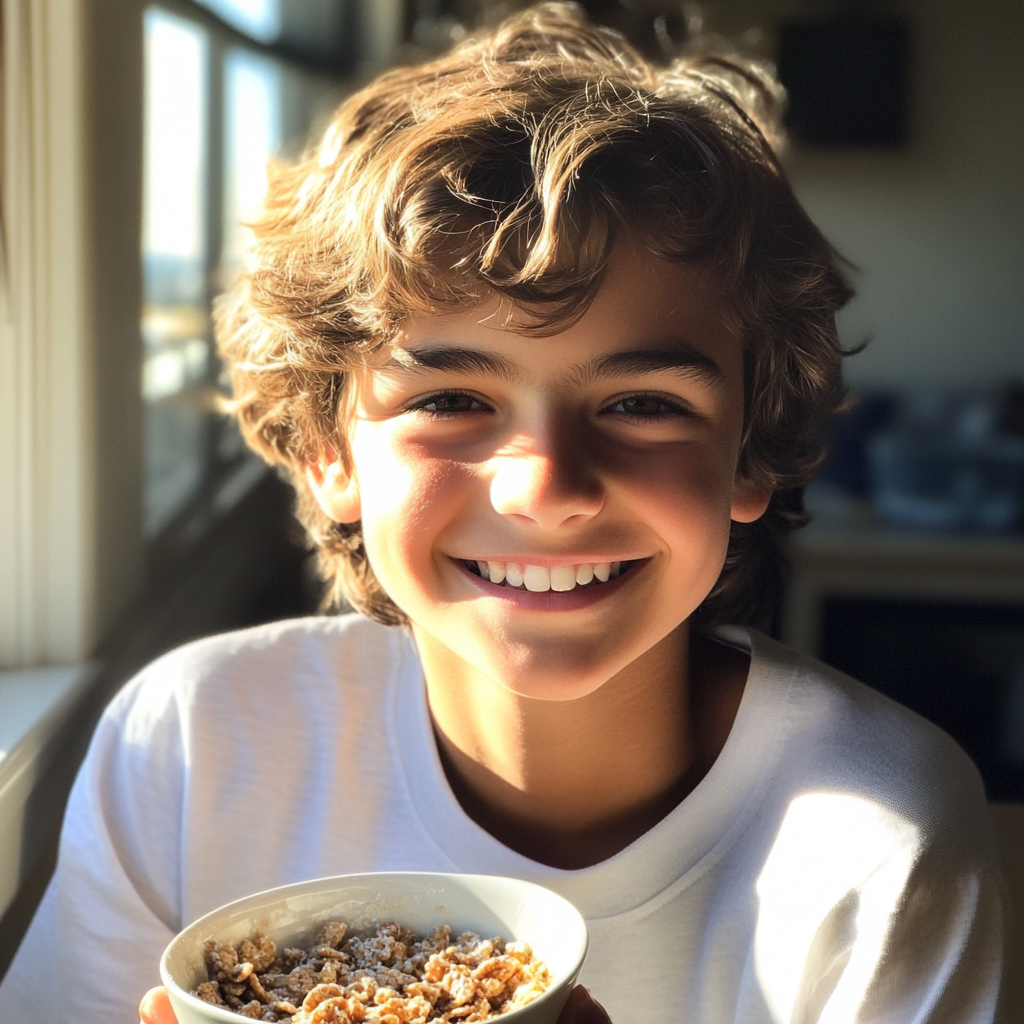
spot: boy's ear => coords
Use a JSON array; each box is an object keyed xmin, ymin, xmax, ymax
[
  {"xmin": 306, "ymin": 453, "xmax": 361, "ymax": 524},
  {"xmin": 730, "ymin": 473, "xmax": 772, "ymax": 524}
]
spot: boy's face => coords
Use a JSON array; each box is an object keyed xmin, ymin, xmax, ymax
[{"xmin": 315, "ymin": 244, "xmax": 770, "ymax": 700}]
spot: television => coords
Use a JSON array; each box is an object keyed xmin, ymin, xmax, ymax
[{"xmin": 777, "ymin": 16, "xmax": 911, "ymax": 147}]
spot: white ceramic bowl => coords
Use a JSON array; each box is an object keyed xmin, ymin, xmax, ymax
[{"xmin": 161, "ymin": 872, "xmax": 588, "ymax": 1024}]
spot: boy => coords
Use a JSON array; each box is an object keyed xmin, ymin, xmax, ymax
[{"xmin": 0, "ymin": 5, "xmax": 1004, "ymax": 1022}]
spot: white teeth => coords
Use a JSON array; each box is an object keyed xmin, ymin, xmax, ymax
[
  {"xmin": 550, "ymin": 565, "xmax": 577, "ymax": 592},
  {"xmin": 523, "ymin": 564, "xmax": 551, "ymax": 592},
  {"xmin": 473, "ymin": 559, "xmax": 628, "ymax": 589}
]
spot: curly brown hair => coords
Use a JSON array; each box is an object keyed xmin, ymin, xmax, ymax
[{"xmin": 216, "ymin": 2, "xmax": 852, "ymax": 630}]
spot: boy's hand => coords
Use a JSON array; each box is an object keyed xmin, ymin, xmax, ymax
[
  {"xmin": 139, "ymin": 986, "xmax": 177, "ymax": 1024},
  {"xmin": 139, "ymin": 981, "xmax": 606, "ymax": 1024},
  {"xmin": 558, "ymin": 986, "xmax": 613, "ymax": 1024}
]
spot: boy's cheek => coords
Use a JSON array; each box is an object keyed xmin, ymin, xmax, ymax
[{"xmin": 358, "ymin": 458, "xmax": 473, "ymax": 585}]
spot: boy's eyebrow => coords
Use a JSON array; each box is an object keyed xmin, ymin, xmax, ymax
[
  {"xmin": 381, "ymin": 346, "xmax": 524, "ymax": 383},
  {"xmin": 576, "ymin": 347, "xmax": 724, "ymax": 386},
  {"xmin": 381, "ymin": 342, "xmax": 723, "ymax": 386}
]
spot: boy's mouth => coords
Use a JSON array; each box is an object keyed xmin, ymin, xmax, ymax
[{"xmin": 464, "ymin": 559, "xmax": 638, "ymax": 593}]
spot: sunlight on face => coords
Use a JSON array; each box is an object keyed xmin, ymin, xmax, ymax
[{"xmin": 321, "ymin": 245, "xmax": 770, "ymax": 699}]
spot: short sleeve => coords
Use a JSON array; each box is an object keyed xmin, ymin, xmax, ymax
[{"xmin": 753, "ymin": 789, "xmax": 1004, "ymax": 1022}]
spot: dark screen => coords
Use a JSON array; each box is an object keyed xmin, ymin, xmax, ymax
[
  {"xmin": 820, "ymin": 596, "xmax": 1024, "ymax": 799},
  {"xmin": 778, "ymin": 17, "xmax": 911, "ymax": 147}
]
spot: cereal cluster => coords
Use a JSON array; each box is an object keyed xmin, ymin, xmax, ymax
[{"xmin": 193, "ymin": 921, "xmax": 551, "ymax": 1023}]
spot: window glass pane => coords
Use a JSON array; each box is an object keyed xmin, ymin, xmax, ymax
[
  {"xmin": 142, "ymin": 9, "xmax": 210, "ymax": 538},
  {"xmin": 196, "ymin": 0, "xmax": 281, "ymax": 43},
  {"xmin": 194, "ymin": 0, "xmax": 350, "ymax": 64},
  {"xmin": 222, "ymin": 49, "xmax": 283, "ymax": 277}
]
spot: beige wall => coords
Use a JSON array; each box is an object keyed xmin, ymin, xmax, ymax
[
  {"xmin": 85, "ymin": 0, "xmax": 146, "ymax": 650},
  {"xmin": 784, "ymin": 0, "xmax": 1024, "ymax": 389}
]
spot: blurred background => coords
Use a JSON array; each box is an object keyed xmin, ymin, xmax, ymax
[{"xmin": 1, "ymin": 0, "xmax": 1021, "ymax": 1009}]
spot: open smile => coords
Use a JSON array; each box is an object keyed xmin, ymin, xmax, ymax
[{"xmin": 463, "ymin": 558, "xmax": 642, "ymax": 593}]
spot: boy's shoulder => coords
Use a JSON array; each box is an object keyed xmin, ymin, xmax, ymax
[
  {"xmin": 108, "ymin": 613, "xmax": 404, "ymax": 727},
  {"xmin": 736, "ymin": 627, "xmax": 991, "ymax": 852}
]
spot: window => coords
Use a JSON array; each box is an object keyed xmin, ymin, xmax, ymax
[
  {"xmin": 199, "ymin": 0, "xmax": 281, "ymax": 43},
  {"xmin": 222, "ymin": 49, "xmax": 282, "ymax": 278},
  {"xmin": 141, "ymin": 1, "xmax": 346, "ymax": 544},
  {"xmin": 142, "ymin": 10, "xmax": 211, "ymax": 538}
]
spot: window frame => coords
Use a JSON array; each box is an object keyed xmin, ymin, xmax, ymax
[{"xmin": 139, "ymin": 0, "xmax": 372, "ymax": 572}]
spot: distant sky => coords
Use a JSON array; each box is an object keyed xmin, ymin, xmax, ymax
[
  {"xmin": 143, "ymin": 10, "xmax": 207, "ymax": 260},
  {"xmin": 197, "ymin": 0, "xmax": 281, "ymax": 44},
  {"xmin": 223, "ymin": 49, "xmax": 282, "ymax": 267},
  {"xmin": 143, "ymin": 8, "xmax": 282, "ymax": 266}
]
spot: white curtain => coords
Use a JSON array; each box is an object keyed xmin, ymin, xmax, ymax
[{"xmin": 0, "ymin": 0, "xmax": 91, "ymax": 668}]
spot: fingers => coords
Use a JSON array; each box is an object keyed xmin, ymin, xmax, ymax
[
  {"xmin": 557, "ymin": 985, "xmax": 613, "ymax": 1024},
  {"xmin": 139, "ymin": 986, "xmax": 178, "ymax": 1024}
]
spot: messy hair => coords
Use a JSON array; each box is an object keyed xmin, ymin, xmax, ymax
[{"xmin": 217, "ymin": 2, "xmax": 852, "ymax": 630}]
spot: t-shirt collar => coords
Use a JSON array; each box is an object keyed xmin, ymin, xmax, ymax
[{"xmin": 390, "ymin": 625, "xmax": 800, "ymax": 919}]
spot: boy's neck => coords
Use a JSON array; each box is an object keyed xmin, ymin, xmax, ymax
[{"xmin": 416, "ymin": 623, "xmax": 748, "ymax": 870}]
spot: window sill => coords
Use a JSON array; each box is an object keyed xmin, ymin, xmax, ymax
[{"xmin": 0, "ymin": 664, "xmax": 94, "ymax": 922}]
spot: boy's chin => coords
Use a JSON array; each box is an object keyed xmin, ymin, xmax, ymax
[
  {"xmin": 491, "ymin": 668, "xmax": 612, "ymax": 702},
  {"xmin": 407, "ymin": 608, "xmax": 690, "ymax": 703},
  {"xmin": 463, "ymin": 638, "xmax": 644, "ymax": 703}
]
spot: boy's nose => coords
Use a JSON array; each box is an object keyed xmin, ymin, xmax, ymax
[{"xmin": 489, "ymin": 449, "xmax": 603, "ymax": 529}]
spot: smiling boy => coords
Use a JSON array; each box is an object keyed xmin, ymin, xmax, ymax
[
  {"xmin": 321, "ymin": 247, "xmax": 767, "ymax": 870},
  {"xmin": 0, "ymin": 5, "xmax": 1004, "ymax": 1023}
]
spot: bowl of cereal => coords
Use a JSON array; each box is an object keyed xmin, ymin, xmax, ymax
[{"xmin": 161, "ymin": 872, "xmax": 588, "ymax": 1024}]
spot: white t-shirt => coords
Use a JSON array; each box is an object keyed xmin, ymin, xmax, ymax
[{"xmin": 0, "ymin": 615, "xmax": 1005, "ymax": 1023}]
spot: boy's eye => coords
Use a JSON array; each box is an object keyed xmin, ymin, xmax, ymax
[
  {"xmin": 408, "ymin": 391, "xmax": 491, "ymax": 416},
  {"xmin": 602, "ymin": 394, "xmax": 691, "ymax": 420}
]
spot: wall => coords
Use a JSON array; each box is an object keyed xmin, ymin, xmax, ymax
[
  {"xmin": 87, "ymin": 0, "xmax": 147, "ymax": 652},
  {"xmin": 784, "ymin": 0, "xmax": 1024, "ymax": 389}
]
